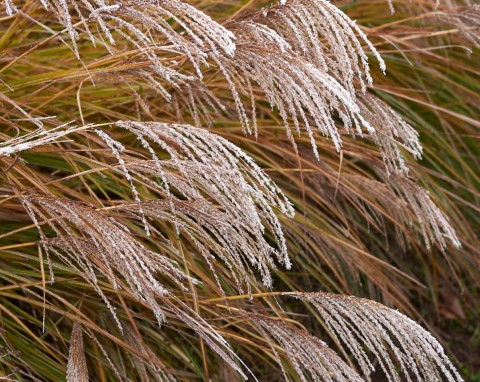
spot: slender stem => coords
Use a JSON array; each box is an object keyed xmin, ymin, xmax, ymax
[{"xmin": 202, "ymin": 291, "xmax": 296, "ymax": 304}]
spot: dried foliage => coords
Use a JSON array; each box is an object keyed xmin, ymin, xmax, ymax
[{"xmin": 0, "ymin": 0, "xmax": 478, "ymax": 380}]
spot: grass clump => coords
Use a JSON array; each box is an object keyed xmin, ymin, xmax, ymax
[{"xmin": 0, "ymin": 0, "xmax": 478, "ymax": 380}]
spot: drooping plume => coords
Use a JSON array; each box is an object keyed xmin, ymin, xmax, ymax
[
  {"xmin": 4, "ymin": 0, "xmax": 236, "ymax": 84},
  {"xmin": 359, "ymin": 94, "xmax": 423, "ymax": 174},
  {"xmin": 291, "ymin": 292, "xmax": 464, "ymax": 382},
  {"xmin": 216, "ymin": 21, "xmax": 375, "ymax": 156},
  {"xmin": 20, "ymin": 192, "xmax": 250, "ymax": 379},
  {"xmin": 250, "ymin": 312, "xmax": 364, "ymax": 382},
  {"xmin": 97, "ymin": 121, "xmax": 294, "ymax": 291},
  {"xmin": 20, "ymin": 193, "xmax": 191, "ymax": 327},
  {"xmin": 237, "ymin": 0, "xmax": 386, "ymax": 95},
  {"xmin": 0, "ymin": 123, "xmax": 87, "ymax": 157}
]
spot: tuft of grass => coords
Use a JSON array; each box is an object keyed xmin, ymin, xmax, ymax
[{"xmin": 0, "ymin": 0, "xmax": 478, "ymax": 380}]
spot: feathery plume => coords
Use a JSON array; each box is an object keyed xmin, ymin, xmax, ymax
[
  {"xmin": 67, "ymin": 322, "xmax": 89, "ymax": 382},
  {"xmin": 291, "ymin": 292, "xmax": 464, "ymax": 382},
  {"xmin": 216, "ymin": 22, "xmax": 375, "ymax": 155},
  {"xmin": 360, "ymin": 94, "xmax": 423, "ymax": 174},
  {"xmin": 20, "ymin": 193, "xmax": 191, "ymax": 327},
  {"xmin": 250, "ymin": 313, "xmax": 364, "ymax": 382},
  {"xmin": 431, "ymin": 5, "xmax": 480, "ymax": 47},
  {"xmin": 98, "ymin": 121, "xmax": 294, "ymax": 291},
  {"xmin": 342, "ymin": 170, "xmax": 461, "ymax": 251},
  {"xmin": 239, "ymin": 0, "xmax": 386, "ymax": 95},
  {"xmin": 4, "ymin": 0, "xmax": 236, "ymax": 84},
  {"xmin": 0, "ymin": 0, "xmax": 470, "ymax": 378},
  {"xmin": 20, "ymin": 192, "xmax": 250, "ymax": 378},
  {"xmin": 373, "ymin": 169, "xmax": 461, "ymax": 250},
  {"xmin": 0, "ymin": 123, "xmax": 86, "ymax": 157}
]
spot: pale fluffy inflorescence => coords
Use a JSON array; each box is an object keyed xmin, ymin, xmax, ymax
[
  {"xmin": 359, "ymin": 94, "xmax": 423, "ymax": 174},
  {"xmin": 0, "ymin": 123, "xmax": 87, "ymax": 157},
  {"xmin": 121, "ymin": 198, "xmax": 276, "ymax": 295},
  {"xmin": 431, "ymin": 5, "xmax": 480, "ymax": 48},
  {"xmin": 4, "ymin": 0, "xmax": 236, "ymax": 87},
  {"xmin": 66, "ymin": 323, "xmax": 88, "ymax": 382},
  {"xmin": 340, "ymin": 159, "xmax": 461, "ymax": 250},
  {"xmin": 336, "ymin": 166, "xmax": 460, "ymax": 250},
  {"xmin": 3, "ymin": 0, "xmax": 427, "ymax": 175},
  {"xmin": 242, "ymin": 0, "xmax": 386, "ymax": 95},
  {"xmin": 98, "ymin": 121, "xmax": 294, "ymax": 292},
  {"xmin": 250, "ymin": 313, "xmax": 364, "ymax": 382},
  {"xmin": 20, "ymin": 193, "xmax": 192, "ymax": 327},
  {"xmin": 210, "ymin": 0, "xmax": 428, "ymax": 178},
  {"xmin": 291, "ymin": 292, "xmax": 464, "ymax": 382},
  {"xmin": 380, "ymin": 172, "xmax": 461, "ymax": 250},
  {"xmin": 1, "ymin": 0, "xmax": 468, "ymax": 379},
  {"xmin": 20, "ymin": 192, "xmax": 249, "ymax": 378},
  {"xmin": 212, "ymin": 4, "xmax": 424, "ymax": 171},
  {"xmin": 217, "ymin": 21, "xmax": 375, "ymax": 156}
]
